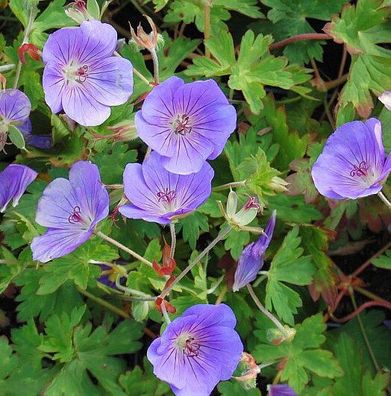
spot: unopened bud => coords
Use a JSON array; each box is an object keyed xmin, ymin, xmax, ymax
[
  {"xmin": 65, "ymin": 0, "xmax": 94, "ymax": 24},
  {"xmin": 18, "ymin": 43, "xmax": 41, "ymax": 64},
  {"xmin": 270, "ymin": 176, "xmax": 288, "ymax": 193},
  {"xmin": 130, "ymin": 15, "xmax": 159, "ymax": 51},
  {"xmin": 267, "ymin": 326, "xmax": 296, "ymax": 345},
  {"xmin": 107, "ymin": 120, "xmax": 138, "ymax": 142}
]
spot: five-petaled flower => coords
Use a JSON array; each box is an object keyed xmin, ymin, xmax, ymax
[
  {"xmin": 119, "ymin": 151, "xmax": 214, "ymax": 224},
  {"xmin": 147, "ymin": 304, "xmax": 243, "ymax": 396},
  {"xmin": 135, "ymin": 76, "xmax": 237, "ymax": 175},
  {"xmin": 31, "ymin": 161, "xmax": 109, "ymax": 263},
  {"xmin": 0, "ymin": 89, "xmax": 31, "ymax": 152},
  {"xmin": 42, "ymin": 20, "xmax": 133, "ymax": 126},
  {"xmin": 311, "ymin": 118, "xmax": 391, "ymax": 200},
  {"xmin": 0, "ymin": 164, "xmax": 37, "ymax": 213},
  {"xmin": 233, "ymin": 210, "xmax": 276, "ymax": 292}
]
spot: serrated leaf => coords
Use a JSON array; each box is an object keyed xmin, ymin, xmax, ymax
[
  {"xmin": 266, "ymin": 226, "xmax": 315, "ymax": 324},
  {"xmin": 177, "ymin": 212, "xmax": 209, "ymax": 250},
  {"xmin": 253, "ymin": 314, "xmax": 343, "ymax": 393},
  {"xmin": 224, "ymin": 229, "xmax": 250, "ymax": 259}
]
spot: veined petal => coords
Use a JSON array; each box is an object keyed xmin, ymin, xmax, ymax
[
  {"xmin": 31, "ymin": 227, "xmax": 93, "ymax": 263},
  {"xmin": 119, "ymin": 204, "xmax": 171, "ymax": 225},
  {"xmin": 42, "ymin": 60, "xmax": 66, "ymax": 114},
  {"xmin": 0, "ymin": 89, "xmax": 31, "ymax": 123},
  {"xmin": 0, "ymin": 164, "xmax": 37, "ymax": 212}
]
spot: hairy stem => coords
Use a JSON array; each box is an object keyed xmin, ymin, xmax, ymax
[
  {"xmin": 378, "ymin": 191, "xmax": 391, "ymax": 210},
  {"xmin": 133, "ymin": 66, "xmax": 152, "ymax": 85},
  {"xmin": 203, "ymin": 0, "xmax": 211, "ymax": 58},
  {"xmin": 96, "ymin": 231, "xmax": 153, "ymax": 268},
  {"xmin": 213, "ymin": 180, "xmax": 247, "ymax": 192},
  {"xmin": 247, "ymin": 284, "xmax": 288, "ymax": 338},
  {"xmin": 150, "ymin": 49, "xmax": 160, "ymax": 84},
  {"xmin": 159, "ymin": 224, "xmax": 232, "ymax": 299},
  {"xmin": 169, "ymin": 222, "xmax": 176, "ymax": 259},
  {"xmin": 270, "ymin": 33, "xmax": 332, "ymax": 50},
  {"xmin": 115, "ymin": 276, "xmax": 156, "ymax": 300}
]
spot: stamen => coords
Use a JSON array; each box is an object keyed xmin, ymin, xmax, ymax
[
  {"xmin": 350, "ymin": 161, "xmax": 369, "ymax": 177},
  {"xmin": 244, "ymin": 197, "xmax": 260, "ymax": 210},
  {"xmin": 172, "ymin": 114, "xmax": 192, "ymax": 135},
  {"xmin": 183, "ymin": 337, "xmax": 200, "ymax": 357},
  {"xmin": 76, "ymin": 65, "xmax": 89, "ymax": 83},
  {"xmin": 157, "ymin": 188, "xmax": 176, "ymax": 203},
  {"xmin": 68, "ymin": 205, "xmax": 82, "ymax": 224}
]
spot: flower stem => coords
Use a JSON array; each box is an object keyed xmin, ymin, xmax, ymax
[
  {"xmin": 378, "ymin": 191, "xmax": 391, "ymax": 210},
  {"xmin": 77, "ymin": 286, "xmax": 130, "ymax": 319},
  {"xmin": 350, "ymin": 291, "xmax": 380, "ymax": 371},
  {"xmin": 247, "ymin": 284, "xmax": 288, "ymax": 338},
  {"xmin": 115, "ymin": 276, "xmax": 156, "ymax": 300},
  {"xmin": 161, "ymin": 300, "xmax": 171, "ymax": 324},
  {"xmin": 215, "ymin": 284, "xmax": 227, "ymax": 304},
  {"xmin": 203, "ymin": 0, "xmax": 212, "ymax": 58},
  {"xmin": 133, "ymin": 66, "xmax": 152, "ymax": 86},
  {"xmin": 270, "ymin": 33, "xmax": 332, "ymax": 50},
  {"xmin": 0, "ymin": 64, "xmax": 15, "ymax": 73},
  {"xmin": 150, "ymin": 49, "xmax": 160, "ymax": 84},
  {"xmin": 160, "ymin": 224, "xmax": 232, "ymax": 299},
  {"xmin": 169, "ymin": 222, "xmax": 176, "ymax": 259},
  {"xmin": 213, "ymin": 180, "xmax": 247, "ymax": 192},
  {"xmin": 13, "ymin": 7, "xmax": 36, "ymax": 89},
  {"xmin": 96, "ymin": 231, "xmax": 153, "ymax": 268}
]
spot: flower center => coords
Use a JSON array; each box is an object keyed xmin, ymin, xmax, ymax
[
  {"xmin": 349, "ymin": 161, "xmax": 369, "ymax": 177},
  {"xmin": 171, "ymin": 114, "xmax": 192, "ymax": 135},
  {"xmin": 157, "ymin": 188, "xmax": 176, "ymax": 204},
  {"xmin": 175, "ymin": 332, "xmax": 201, "ymax": 357},
  {"xmin": 63, "ymin": 62, "xmax": 89, "ymax": 84},
  {"xmin": 68, "ymin": 205, "xmax": 83, "ymax": 224}
]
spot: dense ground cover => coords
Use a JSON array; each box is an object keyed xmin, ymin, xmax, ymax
[{"xmin": 0, "ymin": 0, "xmax": 390, "ymax": 395}]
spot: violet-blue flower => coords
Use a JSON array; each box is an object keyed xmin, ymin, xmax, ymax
[
  {"xmin": 0, "ymin": 89, "xmax": 31, "ymax": 151},
  {"xmin": 119, "ymin": 151, "xmax": 214, "ymax": 225},
  {"xmin": 311, "ymin": 118, "xmax": 391, "ymax": 200},
  {"xmin": 0, "ymin": 164, "xmax": 37, "ymax": 212},
  {"xmin": 19, "ymin": 119, "xmax": 53, "ymax": 150},
  {"xmin": 233, "ymin": 211, "xmax": 276, "ymax": 292},
  {"xmin": 135, "ymin": 76, "xmax": 237, "ymax": 175},
  {"xmin": 147, "ymin": 304, "xmax": 243, "ymax": 396},
  {"xmin": 268, "ymin": 384, "xmax": 297, "ymax": 396},
  {"xmin": 42, "ymin": 20, "xmax": 133, "ymax": 127},
  {"xmin": 31, "ymin": 161, "xmax": 109, "ymax": 263}
]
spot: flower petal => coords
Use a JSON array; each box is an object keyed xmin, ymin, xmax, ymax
[
  {"xmin": 119, "ymin": 204, "xmax": 171, "ymax": 225},
  {"xmin": 0, "ymin": 164, "xmax": 37, "ymax": 212},
  {"xmin": 0, "ymin": 89, "xmax": 31, "ymax": 123},
  {"xmin": 31, "ymin": 228, "xmax": 92, "ymax": 263},
  {"xmin": 42, "ymin": 60, "xmax": 66, "ymax": 113}
]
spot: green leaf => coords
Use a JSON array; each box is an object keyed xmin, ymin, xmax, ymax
[
  {"xmin": 186, "ymin": 31, "xmax": 311, "ymax": 114},
  {"xmin": 119, "ymin": 358, "xmax": 170, "ymax": 396},
  {"xmin": 260, "ymin": 0, "xmax": 346, "ymax": 64},
  {"xmin": 253, "ymin": 314, "xmax": 343, "ymax": 393},
  {"xmin": 266, "ymin": 226, "xmax": 315, "ymax": 324},
  {"xmin": 372, "ymin": 249, "xmax": 391, "ymax": 269},
  {"xmin": 218, "ymin": 380, "xmax": 262, "ymax": 395},
  {"xmin": 37, "ymin": 239, "xmax": 118, "ymax": 294},
  {"xmin": 224, "ymin": 229, "xmax": 250, "ymax": 259},
  {"xmin": 8, "ymin": 125, "xmax": 26, "ymax": 150},
  {"xmin": 177, "ymin": 212, "xmax": 209, "ymax": 250},
  {"xmin": 328, "ymin": 0, "xmax": 391, "ymax": 117}
]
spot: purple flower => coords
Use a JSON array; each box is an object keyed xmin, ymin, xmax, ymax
[
  {"xmin": 135, "ymin": 76, "xmax": 237, "ymax": 175},
  {"xmin": 0, "ymin": 164, "xmax": 37, "ymax": 212},
  {"xmin": 147, "ymin": 304, "xmax": 243, "ymax": 396},
  {"xmin": 19, "ymin": 119, "xmax": 53, "ymax": 150},
  {"xmin": 311, "ymin": 118, "xmax": 391, "ymax": 200},
  {"xmin": 268, "ymin": 384, "xmax": 297, "ymax": 396},
  {"xmin": 42, "ymin": 20, "xmax": 133, "ymax": 127},
  {"xmin": 119, "ymin": 151, "xmax": 214, "ymax": 225},
  {"xmin": 233, "ymin": 211, "xmax": 276, "ymax": 292},
  {"xmin": 31, "ymin": 161, "xmax": 109, "ymax": 263},
  {"xmin": 0, "ymin": 89, "xmax": 31, "ymax": 151}
]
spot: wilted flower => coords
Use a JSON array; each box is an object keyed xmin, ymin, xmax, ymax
[
  {"xmin": 18, "ymin": 43, "xmax": 40, "ymax": 64},
  {"xmin": 119, "ymin": 151, "xmax": 214, "ymax": 225},
  {"xmin": 136, "ymin": 76, "xmax": 237, "ymax": 175},
  {"xmin": 64, "ymin": 0, "xmax": 94, "ymax": 24},
  {"xmin": 42, "ymin": 20, "xmax": 133, "ymax": 126},
  {"xmin": 268, "ymin": 384, "xmax": 297, "ymax": 396},
  {"xmin": 0, "ymin": 89, "xmax": 31, "ymax": 151},
  {"xmin": 147, "ymin": 304, "xmax": 243, "ymax": 396},
  {"xmin": 31, "ymin": 161, "xmax": 109, "ymax": 263},
  {"xmin": 232, "ymin": 210, "xmax": 276, "ymax": 292},
  {"xmin": 0, "ymin": 164, "xmax": 37, "ymax": 212},
  {"xmin": 311, "ymin": 118, "xmax": 391, "ymax": 199},
  {"xmin": 379, "ymin": 91, "xmax": 391, "ymax": 111}
]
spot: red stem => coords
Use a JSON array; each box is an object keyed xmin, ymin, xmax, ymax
[
  {"xmin": 270, "ymin": 33, "xmax": 332, "ymax": 50},
  {"xmin": 331, "ymin": 300, "xmax": 391, "ymax": 323}
]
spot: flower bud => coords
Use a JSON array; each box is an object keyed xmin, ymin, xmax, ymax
[
  {"xmin": 18, "ymin": 43, "xmax": 41, "ymax": 64},
  {"xmin": 65, "ymin": 0, "xmax": 94, "ymax": 24},
  {"xmin": 267, "ymin": 326, "xmax": 296, "ymax": 345},
  {"xmin": 223, "ymin": 191, "xmax": 260, "ymax": 229},
  {"xmin": 107, "ymin": 120, "xmax": 138, "ymax": 142},
  {"xmin": 130, "ymin": 15, "xmax": 159, "ymax": 51},
  {"xmin": 270, "ymin": 176, "xmax": 289, "ymax": 193},
  {"xmin": 233, "ymin": 352, "xmax": 260, "ymax": 390}
]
